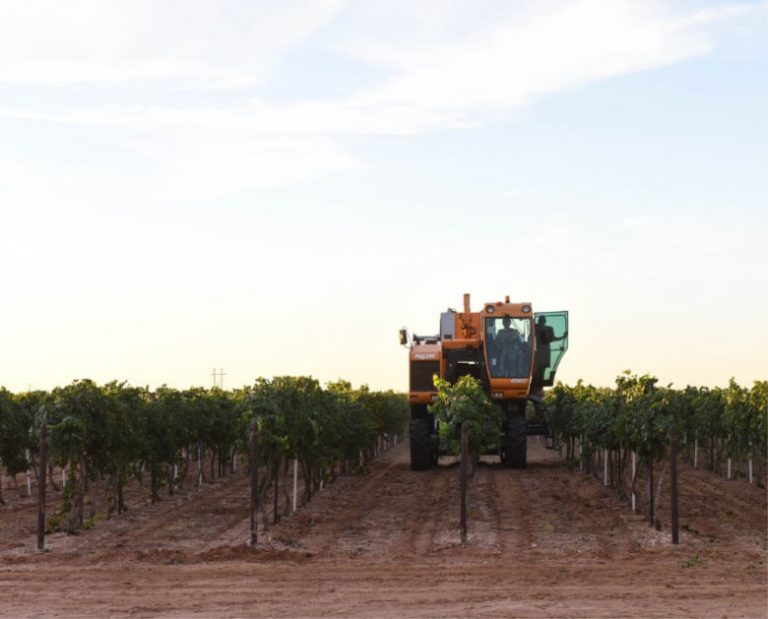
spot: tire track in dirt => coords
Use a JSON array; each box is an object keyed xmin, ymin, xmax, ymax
[
  {"xmin": 268, "ymin": 448, "xmax": 463, "ymax": 559},
  {"xmin": 477, "ymin": 439, "xmax": 633, "ymax": 559},
  {"xmin": 520, "ymin": 440, "xmax": 678, "ymax": 559},
  {"xmin": 455, "ymin": 462, "xmax": 503, "ymax": 554},
  {"xmin": 287, "ymin": 448, "xmax": 412, "ymax": 557},
  {"xmin": 407, "ymin": 467, "xmax": 456, "ymax": 555},
  {"xmin": 489, "ymin": 464, "xmax": 534, "ymax": 555}
]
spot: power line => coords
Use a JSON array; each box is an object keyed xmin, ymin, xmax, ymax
[{"xmin": 211, "ymin": 368, "xmax": 226, "ymax": 389}]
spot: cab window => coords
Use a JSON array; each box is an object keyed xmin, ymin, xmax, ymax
[{"xmin": 485, "ymin": 317, "xmax": 532, "ymax": 379}]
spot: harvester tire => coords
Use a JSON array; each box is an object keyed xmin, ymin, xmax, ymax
[
  {"xmin": 409, "ymin": 417, "xmax": 433, "ymax": 471},
  {"xmin": 503, "ymin": 415, "xmax": 527, "ymax": 468}
]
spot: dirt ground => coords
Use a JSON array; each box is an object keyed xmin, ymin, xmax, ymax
[{"xmin": 0, "ymin": 438, "xmax": 765, "ymax": 618}]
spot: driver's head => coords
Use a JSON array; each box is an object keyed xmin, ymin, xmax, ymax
[
  {"xmin": 502, "ymin": 317, "xmax": 511, "ymax": 328},
  {"xmin": 537, "ymin": 316, "xmax": 546, "ymax": 326}
]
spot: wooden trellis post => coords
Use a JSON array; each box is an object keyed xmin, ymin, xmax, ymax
[
  {"xmin": 292, "ymin": 458, "xmax": 298, "ymax": 513},
  {"xmin": 37, "ymin": 422, "xmax": 48, "ymax": 552},
  {"xmin": 631, "ymin": 452, "xmax": 637, "ymax": 512},
  {"xmin": 460, "ymin": 422, "xmax": 469, "ymax": 545},
  {"xmin": 670, "ymin": 426, "xmax": 679, "ymax": 544},
  {"xmin": 250, "ymin": 420, "xmax": 259, "ymax": 546}
]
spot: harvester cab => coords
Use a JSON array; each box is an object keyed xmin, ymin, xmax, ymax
[{"xmin": 402, "ymin": 293, "xmax": 568, "ymax": 470}]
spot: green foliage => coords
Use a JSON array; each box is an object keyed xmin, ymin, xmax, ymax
[
  {"xmin": 49, "ymin": 379, "xmax": 111, "ymax": 473},
  {"xmin": 241, "ymin": 376, "xmax": 407, "ymax": 474},
  {"xmin": 0, "ymin": 388, "xmax": 32, "ymax": 475},
  {"xmin": 544, "ymin": 372, "xmax": 767, "ymax": 469},
  {"xmin": 0, "ymin": 376, "xmax": 407, "ymax": 525},
  {"xmin": 682, "ymin": 553, "xmax": 701, "ymax": 568},
  {"xmin": 46, "ymin": 513, "xmax": 62, "ymax": 533},
  {"xmin": 428, "ymin": 375, "xmax": 503, "ymax": 457}
]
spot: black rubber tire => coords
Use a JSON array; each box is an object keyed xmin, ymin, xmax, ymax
[
  {"xmin": 409, "ymin": 417, "xmax": 433, "ymax": 471},
  {"xmin": 503, "ymin": 414, "xmax": 527, "ymax": 468}
]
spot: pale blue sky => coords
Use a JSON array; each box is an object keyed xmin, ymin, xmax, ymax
[{"xmin": 1, "ymin": 0, "xmax": 765, "ymax": 392}]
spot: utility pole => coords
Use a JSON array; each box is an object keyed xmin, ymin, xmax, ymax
[{"xmin": 211, "ymin": 368, "xmax": 226, "ymax": 388}]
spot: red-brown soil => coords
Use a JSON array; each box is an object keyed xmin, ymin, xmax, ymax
[{"xmin": 1, "ymin": 439, "xmax": 765, "ymax": 618}]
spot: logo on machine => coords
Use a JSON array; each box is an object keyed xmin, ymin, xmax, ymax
[
  {"xmin": 510, "ymin": 378, "xmax": 527, "ymax": 384},
  {"xmin": 414, "ymin": 353, "xmax": 437, "ymax": 360}
]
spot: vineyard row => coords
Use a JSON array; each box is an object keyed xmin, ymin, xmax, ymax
[
  {"xmin": 0, "ymin": 377, "xmax": 409, "ymax": 535},
  {"xmin": 542, "ymin": 373, "xmax": 767, "ymax": 525}
]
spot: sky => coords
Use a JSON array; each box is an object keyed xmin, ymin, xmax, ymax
[{"xmin": 1, "ymin": 0, "xmax": 766, "ymax": 393}]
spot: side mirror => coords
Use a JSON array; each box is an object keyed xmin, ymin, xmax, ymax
[{"xmin": 399, "ymin": 328, "xmax": 409, "ymax": 347}]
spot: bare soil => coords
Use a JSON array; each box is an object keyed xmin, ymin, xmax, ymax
[{"xmin": 1, "ymin": 439, "xmax": 765, "ymax": 618}]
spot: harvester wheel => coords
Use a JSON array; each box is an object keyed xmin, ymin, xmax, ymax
[
  {"xmin": 409, "ymin": 417, "xmax": 433, "ymax": 471},
  {"xmin": 503, "ymin": 415, "xmax": 527, "ymax": 468}
]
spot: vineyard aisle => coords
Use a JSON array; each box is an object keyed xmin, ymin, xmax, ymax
[{"xmin": 0, "ymin": 440, "xmax": 765, "ymax": 618}]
